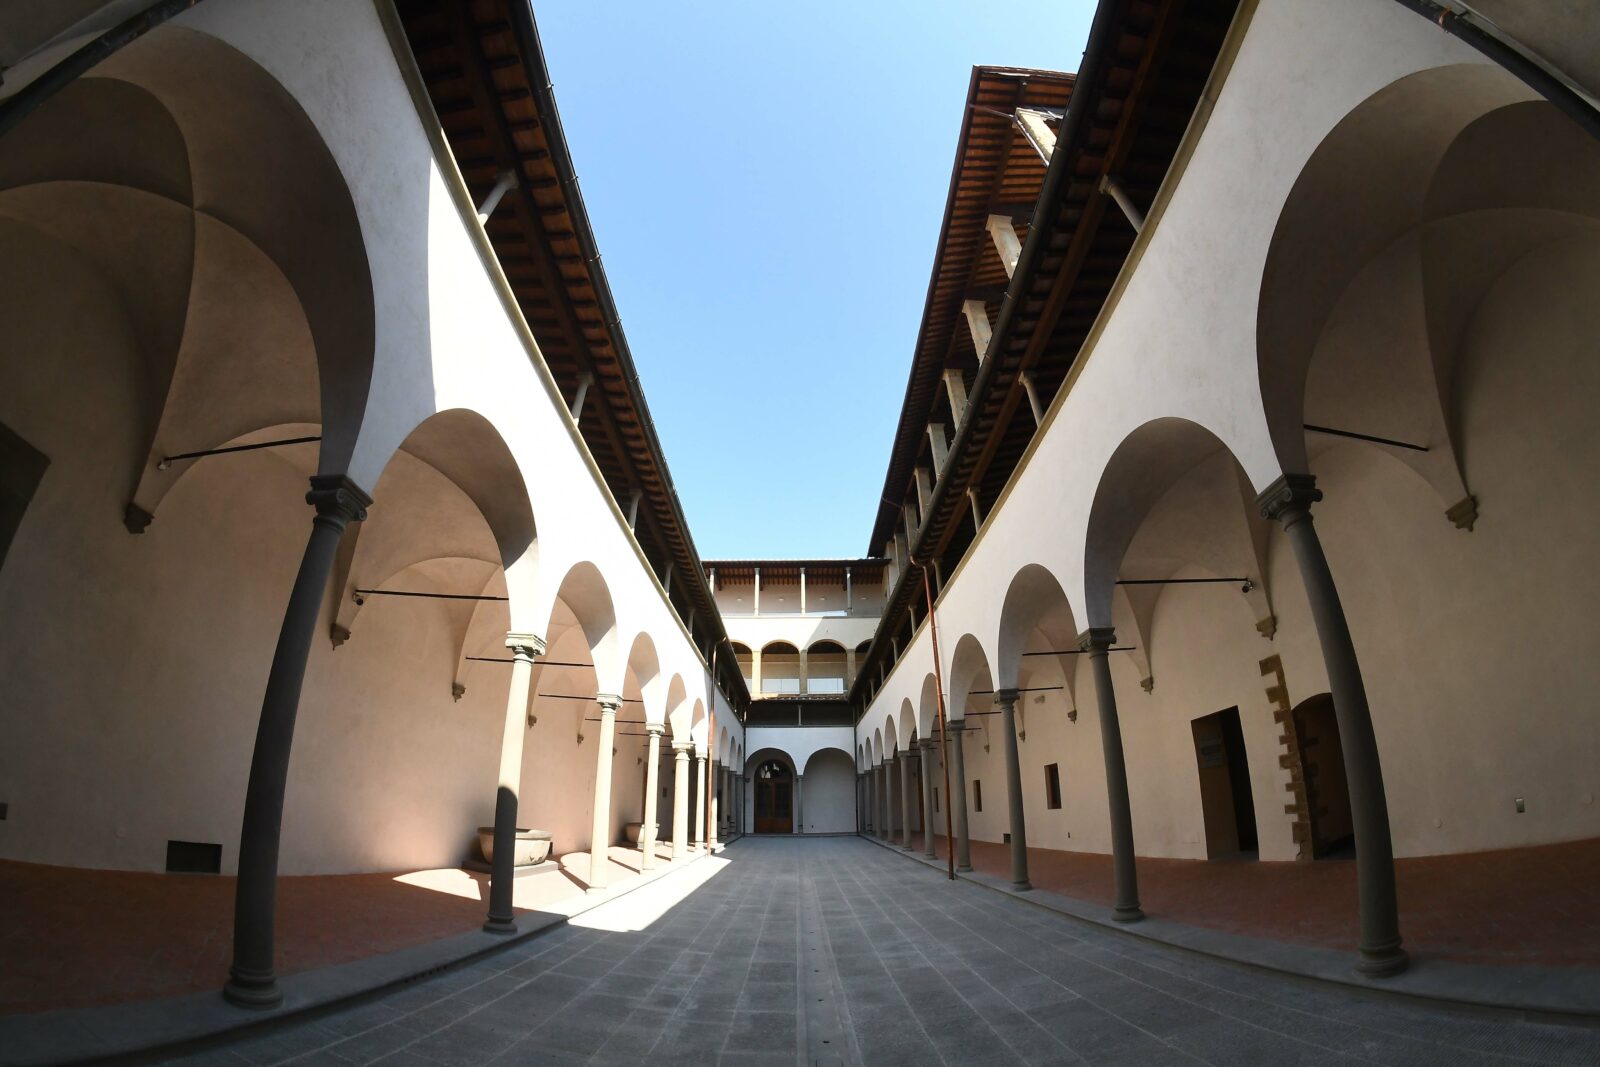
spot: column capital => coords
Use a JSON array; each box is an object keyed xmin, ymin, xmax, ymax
[
  {"xmin": 1256, "ymin": 473, "xmax": 1321, "ymax": 523},
  {"xmin": 1077, "ymin": 627, "xmax": 1117, "ymax": 653},
  {"xmin": 993, "ymin": 687, "xmax": 1020, "ymax": 708},
  {"xmin": 595, "ymin": 693, "xmax": 623, "ymax": 713},
  {"xmin": 306, "ymin": 474, "xmax": 371, "ymax": 524},
  {"xmin": 672, "ymin": 740, "xmax": 693, "ymax": 756},
  {"xmin": 505, "ymin": 632, "xmax": 546, "ymax": 660},
  {"xmin": 918, "ymin": 737, "xmax": 938, "ymax": 751},
  {"xmin": 645, "ymin": 722, "xmax": 666, "ymax": 736}
]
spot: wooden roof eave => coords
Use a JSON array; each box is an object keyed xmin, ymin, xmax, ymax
[
  {"xmin": 850, "ymin": 0, "xmax": 1193, "ymax": 714},
  {"xmin": 866, "ymin": 67, "xmax": 1074, "ymax": 552},
  {"xmin": 398, "ymin": 1, "xmax": 747, "ymax": 707}
]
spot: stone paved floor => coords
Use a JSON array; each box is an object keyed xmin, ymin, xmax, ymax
[
  {"xmin": 170, "ymin": 837, "xmax": 1600, "ymax": 1066},
  {"xmin": 909, "ymin": 833, "xmax": 1600, "ymax": 965}
]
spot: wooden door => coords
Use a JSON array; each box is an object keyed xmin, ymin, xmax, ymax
[{"xmin": 753, "ymin": 760, "xmax": 793, "ymax": 833}]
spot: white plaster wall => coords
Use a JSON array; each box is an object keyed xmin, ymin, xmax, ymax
[
  {"xmin": 0, "ymin": 0, "xmax": 742, "ymax": 876},
  {"xmin": 745, "ymin": 726, "xmax": 855, "ymax": 775},
  {"xmin": 860, "ymin": 0, "xmax": 1597, "ymax": 864}
]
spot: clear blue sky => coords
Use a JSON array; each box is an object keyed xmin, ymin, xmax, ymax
[{"xmin": 536, "ymin": 3, "xmax": 1092, "ymax": 559}]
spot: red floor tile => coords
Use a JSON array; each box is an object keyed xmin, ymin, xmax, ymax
[{"xmin": 919, "ymin": 833, "xmax": 1600, "ymax": 965}]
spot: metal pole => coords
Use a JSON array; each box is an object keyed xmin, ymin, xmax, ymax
[{"xmin": 919, "ymin": 561, "xmax": 956, "ymax": 881}]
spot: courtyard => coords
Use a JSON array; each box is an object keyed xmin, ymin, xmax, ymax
[{"xmin": 145, "ymin": 838, "xmax": 1600, "ymax": 1065}]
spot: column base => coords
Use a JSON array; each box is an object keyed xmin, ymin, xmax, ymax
[
  {"xmin": 1011, "ymin": 880, "xmax": 1033, "ymax": 892},
  {"xmin": 1356, "ymin": 945, "xmax": 1410, "ymax": 978},
  {"xmin": 1113, "ymin": 905, "xmax": 1145, "ymax": 923},
  {"xmin": 957, "ymin": 864, "xmax": 973, "ymax": 873},
  {"xmin": 482, "ymin": 916, "xmax": 518, "ymax": 935},
  {"xmin": 222, "ymin": 971, "xmax": 283, "ymax": 1010}
]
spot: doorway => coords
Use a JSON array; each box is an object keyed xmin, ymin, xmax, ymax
[
  {"xmin": 1191, "ymin": 707, "xmax": 1258, "ymax": 858},
  {"xmin": 1293, "ymin": 693, "xmax": 1354, "ymax": 857},
  {"xmin": 753, "ymin": 759, "xmax": 793, "ymax": 834}
]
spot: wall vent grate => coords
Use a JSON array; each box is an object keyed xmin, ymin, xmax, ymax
[{"xmin": 166, "ymin": 840, "xmax": 222, "ymax": 874}]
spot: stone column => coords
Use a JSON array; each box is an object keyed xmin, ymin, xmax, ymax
[
  {"xmin": 671, "ymin": 742, "xmax": 691, "ymax": 859},
  {"xmin": 996, "ymin": 689, "xmax": 1031, "ymax": 890},
  {"xmin": 794, "ymin": 773, "xmax": 805, "ymax": 834},
  {"xmin": 920, "ymin": 739, "xmax": 936, "ymax": 858},
  {"xmin": 949, "ymin": 721, "xmax": 972, "ymax": 872},
  {"xmin": 1081, "ymin": 629, "xmax": 1142, "ymax": 922},
  {"xmin": 899, "ymin": 751, "xmax": 915, "ymax": 850},
  {"xmin": 876, "ymin": 764, "xmax": 889, "ymax": 838},
  {"xmin": 587, "ymin": 694, "xmax": 622, "ymax": 891},
  {"xmin": 225, "ymin": 474, "xmax": 370, "ymax": 1009},
  {"xmin": 1260, "ymin": 474, "xmax": 1407, "ymax": 976},
  {"xmin": 707, "ymin": 756, "xmax": 720, "ymax": 852},
  {"xmin": 484, "ymin": 632, "xmax": 547, "ymax": 933},
  {"xmin": 641, "ymin": 723, "xmax": 664, "ymax": 870},
  {"xmin": 694, "ymin": 754, "xmax": 708, "ymax": 851},
  {"xmin": 881, "ymin": 763, "xmax": 892, "ymax": 840}
]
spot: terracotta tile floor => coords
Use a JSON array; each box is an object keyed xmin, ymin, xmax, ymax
[
  {"xmin": 909, "ymin": 832, "xmax": 1600, "ymax": 966},
  {"xmin": 0, "ymin": 843, "xmax": 686, "ymax": 1015}
]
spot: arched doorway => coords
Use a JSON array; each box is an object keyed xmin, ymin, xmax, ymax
[
  {"xmin": 753, "ymin": 759, "xmax": 793, "ymax": 833},
  {"xmin": 1293, "ymin": 693, "xmax": 1353, "ymax": 858}
]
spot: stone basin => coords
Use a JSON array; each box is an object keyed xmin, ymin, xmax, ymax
[
  {"xmin": 476, "ymin": 826, "xmax": 552, "ymax": 867},
  {"xmin": 623, "ymin": 822, "xmax": 657, "ymax": 845}
]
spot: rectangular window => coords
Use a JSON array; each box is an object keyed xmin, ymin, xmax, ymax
[
  {"xmin": 973, "ymin": 779, "xmax": 983, "ymax": 813},
  {"xmin": 933, "ymin": 787, "xmax": 939, "ymax": 813},
  {"xmin": 1045, "ymin": 763, "xmax": 1062, "ymax": 810}
]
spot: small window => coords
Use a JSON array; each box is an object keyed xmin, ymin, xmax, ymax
[
  {"xmin": 973, "ymin": 779, "xmax": 983, "ymax": 813},
  {"xmin": 1045, "ymin": 764, "xmax": 1062, "ymax": 810},
  {"xmin": 933, "ymin": 787, "xmax": 939, "ymax": 813},
  {"xmin": 166, "ymin": 840, "xmax": 222, "ymax": 874}
]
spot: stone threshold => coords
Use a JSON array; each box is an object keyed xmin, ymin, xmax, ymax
[
  {"xmin": 0, "ymin": 843, "xmax": 732, "ymax": 1067},
  {"xmin": 863, "ymin": 834, "xmax": 1600, "ymax": 1024}
]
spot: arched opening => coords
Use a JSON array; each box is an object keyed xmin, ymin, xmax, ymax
[
  {"xmin": 806, "ymin": 640, "xmax": 847, "ymax": 694},
  {"xmin": 758, "ymin": 641, "xmax": 800, "ymax": 695},
  {"xmin": 519, "ymin": 561, "xmax": 617, "ymax": 863},
  {"xmin": 801, "ymin": 748, "xmax": 858, "ymax": 834},
  {"xmin": 753, "ymin": 759, "xmax": 794, "ymax": 834},
  {"xmin": 852, "ymin": 640, "xmax": 873, "ymax": 685},
  {"xmin": 1290, "ymin": 693, "xmax": 1353, "ymax": 859},
  {"xmin": 290, "ymin": 407, "xmax": 536, "ymax": 876},
  {"xmin": 1083, "ymin": 417, "xmax": 1277, "ymax": 865},
  {"xmin": 731, "ymin": 641, "xmax": 753, "ymax": 690},
  {"xmin": 994, "ymin": 565, "xmax": 1087, "ymax": 855}
]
